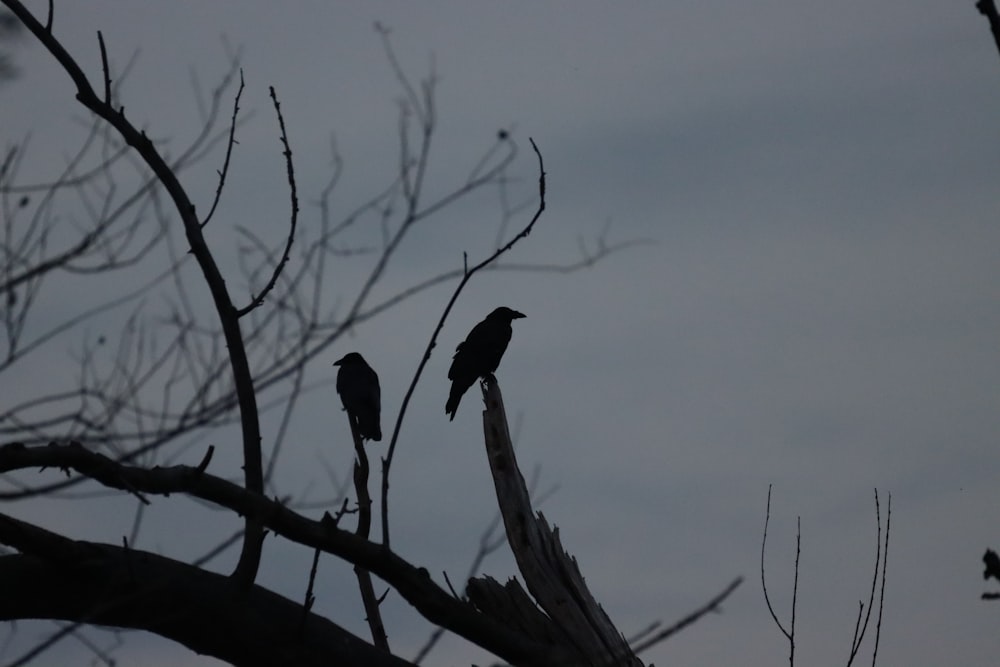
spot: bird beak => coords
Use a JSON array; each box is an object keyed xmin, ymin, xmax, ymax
[{"xmin": 513, "ymin": 311, "xmax": 526, "ymax": 319}]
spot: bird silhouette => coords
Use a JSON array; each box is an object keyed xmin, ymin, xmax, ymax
[
  {"xmin": 446, "ymin": 307, "xmax": 525, "ymax": 420},
  {"xmin": 333, "ymin": 352, "xmax": 382, "ymax": 441}
]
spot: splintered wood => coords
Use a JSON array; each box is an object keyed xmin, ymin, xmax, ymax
[{"xmin": 472, "ymin": 378, "xmax": 644, "ymax": 667}]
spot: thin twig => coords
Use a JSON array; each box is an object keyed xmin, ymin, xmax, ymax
[
  {"xmin": 791, "ymin": 517, "xmax": 800, "ymax": 666},
  {"xmin": 872, "ymin": 492, "xmax": 891, "ymax": 667},
  {"xmin": 347, "ymin": 408, "xmax": 389, "ymax": 650},
  {"xmin": 631, "ymin": 577, "xmax": 743, "ymax": 654},
  {"xmin": 200, "ymin": 68, "xmax": 244, "ymax": 228},
  {"xmin": 4, "ymin": 623, "xmax": 78, "ymax": 667},
  {"xmin": 97, "ymin": 31, "xmax": 110, "ymax": 105},
  {"xmin": 761, "ymin": 485, "xmax": 791, "ymax": 639},
  {"xmin": 236, "ymin": 85, "xmax": 298, "ymax": 317},
  {"xmin": 298, "ymin": 547, "xmax": 321, "ymax": 636},
  {"xmin": 847, "ymin": 490, "xmax": 882, "ymax": 666}
]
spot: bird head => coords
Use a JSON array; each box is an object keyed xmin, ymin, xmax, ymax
[
  {"xmin": 490, "ymin": 306, "xmax": 525, "ymax": 321},
  {"xmin": 333, "ymin": 352, "xmax": 363, "ymax": 367}
]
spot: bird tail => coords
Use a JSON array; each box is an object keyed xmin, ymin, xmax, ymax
[
  {"xmin": 445, "ymin": 387, "xmax": 462, "ymax": 421},
  {"xmin": 347, "ymin": 411, "xmax": 382, "ymax": 442},
  {"xmin": 359, "ymin": 414, "xmax": 382, "ymax": 442}
]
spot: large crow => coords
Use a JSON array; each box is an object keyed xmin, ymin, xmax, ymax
[
  {"xmin": 446, "ymin": 307, "xmax": 525, "ymax": 420},
  {"xmin": 333, "ymin": 352, "xmax": 382, "ymax": 441}
]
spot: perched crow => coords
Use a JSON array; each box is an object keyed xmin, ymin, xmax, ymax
[
  {"xmin": 446, "ymin": 307, "xmax": 525, "ymax": 420},
  {"xmin": 333, "ymin": 352, "xmax": 382, "ymax": 441}
]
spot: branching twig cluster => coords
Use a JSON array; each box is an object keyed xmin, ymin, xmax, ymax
[{"xmin": 761, "ymin": 486, "xmax": 891, "ymax": 667}]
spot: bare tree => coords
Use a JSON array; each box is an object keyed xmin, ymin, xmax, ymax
[{"xmin": 0, "ymin": 2, "xmax": 733, "ymax": 666}]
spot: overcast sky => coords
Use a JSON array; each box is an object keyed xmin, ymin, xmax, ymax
[{"xmin": 3, "ymin": 1, "xmax": 1000, "ymax": 665}]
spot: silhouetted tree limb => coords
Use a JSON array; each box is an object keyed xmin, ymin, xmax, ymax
[
  {"xmin": 0, "ymin": 516, "xmax": 413, "ymax": 667},
  {"xmin": 346, "ymin": 407, "xmax": 389, "ymax": 650},
  {"xmin": 629, "ymin": 576, "xmax": 743, "ymax": 654},
  {"xmin": 0, "ymin": 441, "xmax": 561, "ymax": 666},
  {"xmin": 2, "ymin": 0, "xmax": 267, "ymax": 585}
]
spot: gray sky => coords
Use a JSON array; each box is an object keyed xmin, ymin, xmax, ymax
[{"xmin": 3, "ymin": 1, "xmax": 1000, "ymax": 665}]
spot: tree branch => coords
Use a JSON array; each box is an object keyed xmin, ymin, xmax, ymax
[
  {"xmin": 1, "ymin": 0, "xmax": 266, "ymax": 585},
  {"xmin": 0, "ymin": 518, "xmax": 413, "ymax": 667},
  {"xmin": 347, "ymin": 415, "xmax": 389, "ymax": 650},
  {"xmin": 630, "ymin": 576, "xmax": 743, "ymax": 654},
  {"xmin": 0, "ymin": 441, "xmax": 559, "ymax": 666},
  {"xmin": 760, "ymin": 484, "xmax": 796, "ymax": 666},
  {"xmin": 235, "ymin": 85, "xmax": 298, "ymax": 317},
  {"xmin": 200, "ymin": 68, "xmax": 245, "ymax": 228}
]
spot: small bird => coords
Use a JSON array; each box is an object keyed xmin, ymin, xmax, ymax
[
  {"xmin": 446, "ymin": 307, "xmax": 525, "ymax": 420},
  {"xmin": 333, "ymin": 352, "xmax": 382, "ymax": 441}
]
